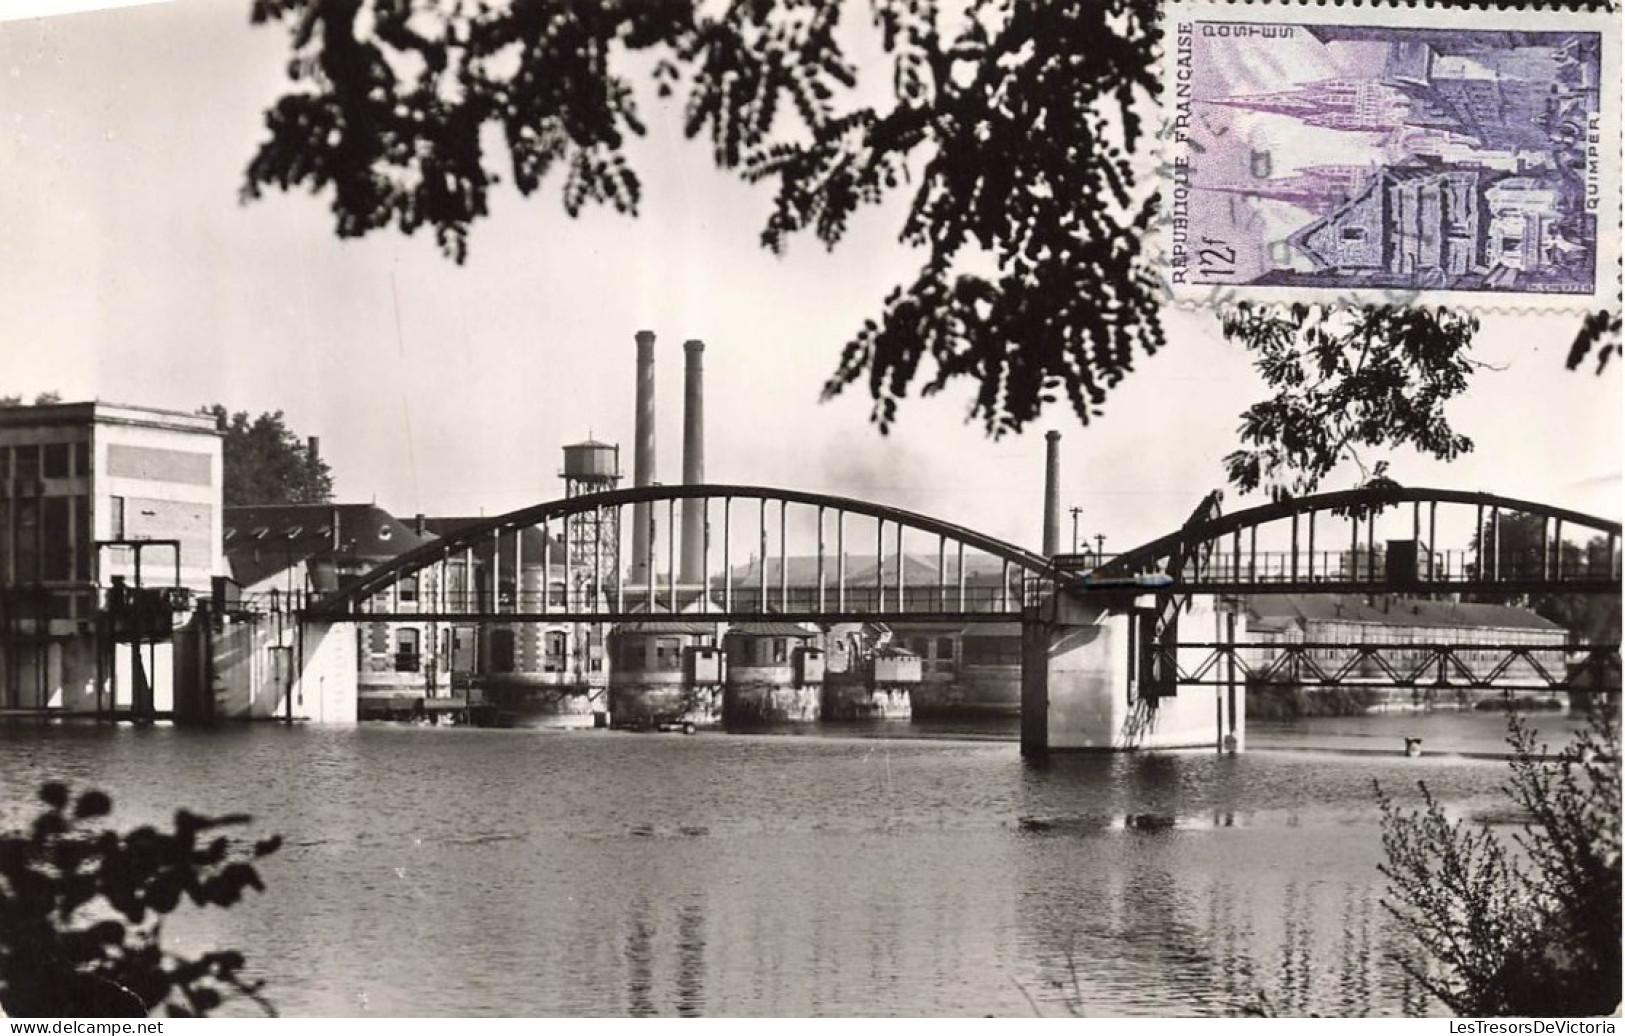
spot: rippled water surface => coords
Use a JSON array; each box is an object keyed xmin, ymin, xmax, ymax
[{"xmin": 0, "ymin": 712, "xmax": 1585, "ymax": 1017}]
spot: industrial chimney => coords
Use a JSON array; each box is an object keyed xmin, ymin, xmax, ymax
[
  {"xmin": 1042, "ymin": 430, "xmax": 1061, "ymax": 556},
  {"xmin": 631, "ymin": 330, "xmax": 657, "ymax": 582},
  {"xmin": 680, "ymin": 339, "xmax": 706, "ymax": 585}
]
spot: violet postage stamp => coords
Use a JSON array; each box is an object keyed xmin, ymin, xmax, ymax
[{"xmin": 1162, "ymin": 0, "xmax": 1621, "ymax": 311}]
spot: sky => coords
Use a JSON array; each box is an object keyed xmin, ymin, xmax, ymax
[{"xmin": 1, "ymin": 0, "xmax": 1619, "ymax": 558}]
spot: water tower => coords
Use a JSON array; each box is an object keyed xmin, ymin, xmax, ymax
[{"xmin": 560, "ymin": 440, "xmax": 622, "ymax": 602}]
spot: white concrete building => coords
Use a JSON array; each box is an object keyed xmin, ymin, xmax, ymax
[{"xmin": 0, "ymin": 401, "xmax": 222, "ymax": 712}]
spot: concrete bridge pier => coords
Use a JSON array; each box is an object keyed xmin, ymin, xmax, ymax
[{"xmin": 1020, "ymin": 592, "xmax": 1244, "ymax": 754}]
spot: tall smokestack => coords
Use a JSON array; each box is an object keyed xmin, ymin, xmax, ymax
[
  {"xmin": 307, "ymin": 436, "xmax": 320, "ymax": 462},
  {"xmin": 631, "ymin": 330, "xmax": 657, "ymax": 582},
  {"xmin": 1042, "ymin": 430, "xmax": 1061, "ymax": 556},
  {"xmin": 680, "ymin": 339, "xmax": 706, "ymax": 585}
]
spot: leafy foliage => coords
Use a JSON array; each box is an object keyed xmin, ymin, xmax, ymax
[
  {"xmin": 203, "ymin": 405, "xmax": 334, "ymax": 506},
  {"xmin": 1219, "ymin": 305, "xmax": 1479, "ymax": 500},
  {"xmin": 0, "ymin": 393, "xmax": 64, "ymax": 407},
  {"xmin": 1567, "ymin": 311, "xmax": 1621, "ymax": 375},
  {"xmin": 1377, "ymin": 710, "xmax": 1621, "ymax": 1016},
  {"xmin": 1466, "ymin": 511, "xmax": 1622, "ymax": 641},
  {"xmin": 244, "ymin": 0, "xmax": 1163, "ymax": 440},
  {"xmin": 0, "ymin": 783, "xmax": 281, "ymax": 1017},
  {"xmin": 244, "ymin": 0, "xmax": 1617, "ymax": 492}
]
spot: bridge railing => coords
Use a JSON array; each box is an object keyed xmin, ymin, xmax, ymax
[
  {"xmin": 1098, "ymin": 487, "xmax": 1622, "ymax": 597},
  {"xmin": 343, "ymin": 581, "xmax": 1052, "ymax": 619},
  {"xmin": 1188, "ymin": 548, "xmax": 1622, "ymax": 588}
]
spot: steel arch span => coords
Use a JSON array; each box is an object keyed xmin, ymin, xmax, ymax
[
  {"xmin": 1094, "ymin": 486, "xmax": 1622, "ymax": 596},
  {"xmin": 306, "ymin": 483, "xmax": 1063, "ymax": 623}
]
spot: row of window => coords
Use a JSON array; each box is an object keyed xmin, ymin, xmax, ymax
[
  {"xmin": 723, "ymin": 637, "xmax": 795, "ymax": 667},
  {"xmin": 372, "ymin": 581, "xmax": 612, "ymax": 609},
  {"xmin": 613, "ymin": 637, "xmax": 690, "ymax": 673},
  {"xmin": 0, "ymin": 441, "xmax": 92, "ymax": 483},
  {"xmin": 1256, "ymin": 647, "xmax": 1572, "ymax": 674},
  {"xmin": 0, "ymin": 496, "xmax": 93, "ymax": 583},
  {"xmin": 384, "ymin": 627, "xmax": 576, "ymax": 674},
  {"xmin": 903, "ymin": 635, "xmax": 1024, "ymax": 667},
  {"xmin": 0, "ymin": 588, "xmax": 92, "ymax": 620}
]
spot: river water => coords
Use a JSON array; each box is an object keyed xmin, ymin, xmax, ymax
[{"xmin": 0, "ymin": 711, "xmax": 1589, "ymax": 1018}]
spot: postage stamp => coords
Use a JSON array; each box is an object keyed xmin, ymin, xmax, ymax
[{"xmin": 1161, "ymin": 0, "xmax": 1621, "ymax": 311}]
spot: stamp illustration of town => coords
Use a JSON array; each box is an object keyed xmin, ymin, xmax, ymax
[{"xmin": 1169, "ymin": 22, "xmax": 1604, "ymax": 295}]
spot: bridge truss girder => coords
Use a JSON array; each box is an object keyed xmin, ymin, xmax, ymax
[{"xmin": 1154, "ymin": 640, "xmax": 1622, "ymax": 693}]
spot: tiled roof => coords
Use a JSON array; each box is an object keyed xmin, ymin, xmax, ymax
[
  {"xmin": 725, "ymin": 622, "xmax": 819, "ymax": 638},
  {"xmin": 224, "ymin": 503, "xmax": 431, "ymax": 586},
  {"xmin": 611, "ymin": 620, "xmax": 720, "ymax": 636},
  {"xmin": 1246, "ymin": 594, "xmax": 1564, "ymax": 632}
]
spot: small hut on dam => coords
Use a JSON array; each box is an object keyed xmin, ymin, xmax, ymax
[{"xmin": 721, "ymin": 621, "xmax": 823, "ymax": 724}]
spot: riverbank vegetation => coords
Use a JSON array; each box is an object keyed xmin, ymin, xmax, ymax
[
  {"xmin": 0, "ymin": 784, "xmax": 280, "ymax": 1018},
  {"xmin": 1246, "ymin": 685, "xmax": 1390, "ymax": 719},
  {"xmin": 1377, "ymin": 707, "xmax": 1621, "ymax": 1016}
]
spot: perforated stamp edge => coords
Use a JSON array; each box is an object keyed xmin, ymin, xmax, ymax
[{"xmin": 1148, "ymin": 0, "xmax": 1622, "ymax": 316}]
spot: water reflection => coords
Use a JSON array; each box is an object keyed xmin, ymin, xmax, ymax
[
  {"xmin": 675, "ymin": 899, "xmax": 707, "ymax": 1017},
  {"xmin": 1337, "ymin": 887, "xmax": 1375, "ymax": 1017},
  {"xmin": 0, "ymin": 721, "xmax": 1520, "ymax": 1016},
  {"xmin": 1012, "ymin": 840, "xmax": 1408, "ymax": 1017},
  {"xmin": 1004, "ymin": 747, "xmax": 1467, "ymax": 1017},
  {"xmin": 1277, "ymin": 882, "xmax": 1314, "ymax": 1015},
  {"xmin": 624, "ymin": 897, "xmax": 656, "ymax": 1017}
]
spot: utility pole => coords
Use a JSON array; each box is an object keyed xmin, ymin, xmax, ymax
[
  {"xmin": 1070, "ymin": 506, "xmax": 1082, "ymax": 553},
  {"xmin": 1094, "ymin": 533, "xmax": 1107, "ymax": 564}
]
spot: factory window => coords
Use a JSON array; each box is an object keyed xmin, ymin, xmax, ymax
[
  {"xmin": 655, "ymin": 637, "xmax": 683, "ymax": 671},
  {"xmin": 489, "ymin": 629, "xmax": 516, "ymax": 674},
  {"xmin": 109, "ymin": 496, "xmax": 126, "ymax": 540},
  {"xmin": 0, "ymin": 500, "xmax": 8, "ymax": 582},
  {"xmin": 744, "ymin": 638, "xmax": 770, "ymax": 666},
  {"xmin": 0, "ymin": 446, "xmax": 9, "ymax": 480},
  {"xmin": 545, "ymin": 630, "xmax": 568, "ymax": 672},
  {"xmin": 936, "ymin": 637, "xmax": 955, "ymax": 662},
  {"xmin": 41, "ymin": 498, "xmax": 70, "ymax": 581},
  {"xmin": 14, "ymin": 498, "xmax": 39, "ymax": 582},
  {"xmin": 1341, "ymin": 227, "xmax": 1366, "ymax": 242},
  {"xmin": 48, "ymin": 590, "xmax": 76, "ymax": 620},
  {"xmin": 772, "ymin": 638, "xmax": 788, "ymax": 664},
  {"xmin": 395, "ymin": 628, "xmax": 421, "ymax": 673},
  {"xmin": 398, "ymin": 574, "xmax": 419, "ymax": 603},
  {"xmin": 962, "ymin": 635, "xmax": 1022, "ymax": 667},
  {"xmin": 43, "ymin": 443, "xmax": 69, "ymax": 479},
  {"xmin": 612, "ymin": 637, "xmax": 637, "ymax": 672},
  {"xmin": 15, "ymin": 445, "xmax": 38, "ymax": 483},
  {"xmin": 74, "ymin": 441, "xmax": 90, "ymax": 478}
]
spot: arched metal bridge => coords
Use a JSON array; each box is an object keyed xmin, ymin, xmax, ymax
[
  {"xmin": 1092, "ymin": 486, "xmax": 1621, "ymax": 596},
  {"xmin": 307, "ymin": 484, "xmax": 1064, "ymax": 623},
  {"xmin": 306, "ymin": 483, "xmax": 1620, "ymax": 627}
]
